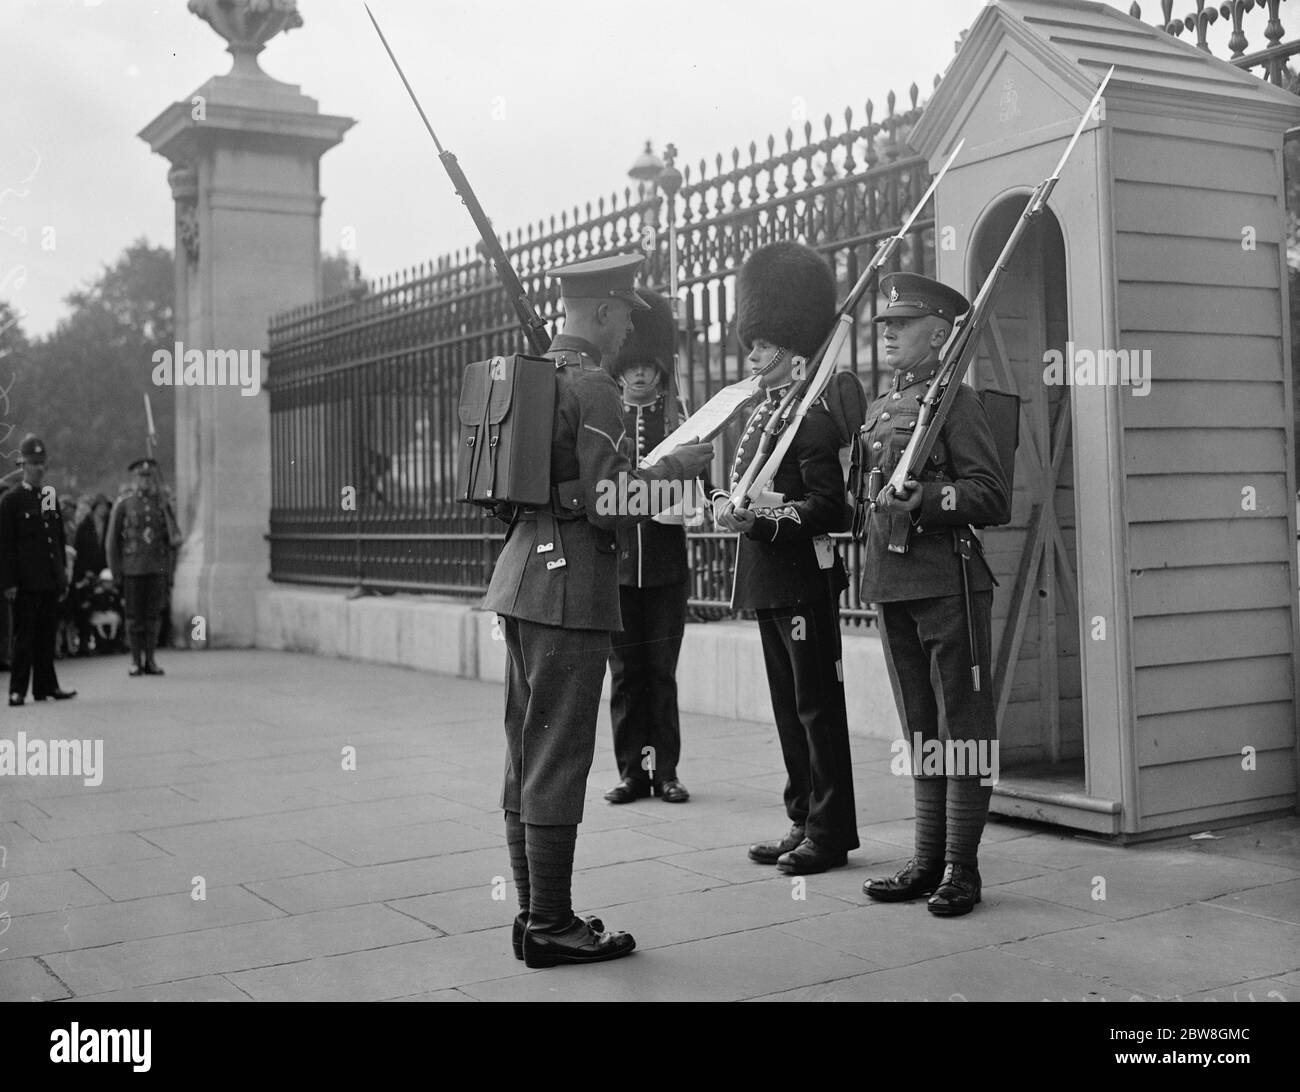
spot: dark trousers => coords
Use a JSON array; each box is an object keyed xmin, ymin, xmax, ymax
[
  {"xmin": 609, "ymin": 580, "xmax": 687, "ymax": 784},
  {"xmin": 500, "ymin": 616, "xmax": 611, "ymax": 826},
  {"xmin": 123, "ymin": 573, "xmax": 167, "ymax": 652},
  {"xmin": 9, "ymin": 589, "xmax": 61, "ymax": 699},
  {"xmin": 877, "ymin": 591, "xmax": 996, "ymax": 749},
  {"xmin": 756, "ymin": 598, "xmax": 859, "ymax": 852}
]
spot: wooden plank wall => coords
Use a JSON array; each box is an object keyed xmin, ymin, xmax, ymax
[
  {"xmin": 1112, "ymin": 125, "xmax": 1297, "ymax": 827},
  {"xmin": 973, "ymin": 210, "xmax": 1084, "ymax": 769}
]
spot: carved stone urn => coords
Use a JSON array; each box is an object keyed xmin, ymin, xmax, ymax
[{"xmin": 186, "ymin": 0, "xmax": 303, "ymax": 78}]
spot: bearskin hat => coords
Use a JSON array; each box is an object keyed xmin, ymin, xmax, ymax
[
  {"xmin": 736, "ymin": 242, "xmax": 836, "ymax": 359},
  {"xmin": 609, "ymin": 287, "xmax": 676, "ymax": 379}
]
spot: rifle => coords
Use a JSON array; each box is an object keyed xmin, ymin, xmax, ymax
[
  {"xmin": 881, "ymin": 66, "xmax": 1113, "ymax": 554},
  {"xmin": 729, "ymin": 138, "xmax": 965, "ymax": 511},
  {"xmin": 365, "ymin": 5, "xmax": 551, "ymax": 355},
  {"xmin": 144, "ymin": 393, "xmax": 183, "ymax": 550}
]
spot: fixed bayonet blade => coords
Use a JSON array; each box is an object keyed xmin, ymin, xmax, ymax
[
  {"xmin": 893, "ymin": 137, "xmax": 964, "ymax": 241},
  {"xmin": 1050, "ymin": 65, "xmax": 1114, "ymax": 181}
]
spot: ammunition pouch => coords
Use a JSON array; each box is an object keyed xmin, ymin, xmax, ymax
[{"xmin": 457, "ymin": 354, "xmax": 556, "ymax": 508}]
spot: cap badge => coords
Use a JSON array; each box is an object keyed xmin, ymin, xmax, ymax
[{"xmin": 888, "ymin": 285, "xmax": 899, "ymax": 303}]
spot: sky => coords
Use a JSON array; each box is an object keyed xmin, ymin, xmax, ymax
[{"xmin": 2, "ymin": 0, "xmax": 1295, "ymax": 337}]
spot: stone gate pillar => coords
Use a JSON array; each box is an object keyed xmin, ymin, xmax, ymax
[{"xmin": 138, "ymin": 1, "xmax": 352, "ymax": 647}]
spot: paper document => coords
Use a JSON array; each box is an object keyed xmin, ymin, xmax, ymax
[{"xmin": 640, "ymin": 375, "xmax": 760, "ymax": 467}]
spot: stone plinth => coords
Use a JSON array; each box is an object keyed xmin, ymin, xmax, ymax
[{"xmin": 139, "ymin": 37, "xmax": 353, "ymax": 647}]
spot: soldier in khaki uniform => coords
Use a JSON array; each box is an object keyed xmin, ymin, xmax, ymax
[
  {"xmin": 107, "ymin": 457, "xmax": 181, "ymax": 677},
  {"xmin": 858, "ymin": 272, "xmax": 1010, "ymax": 916},
  {"xmin": 482, "ymin": 253, "xmax": 713, "ymax": 968}
]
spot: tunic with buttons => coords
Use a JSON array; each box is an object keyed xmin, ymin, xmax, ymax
[
  {"xmin": 482, "ymin": 334, "xmax": 690, "ymax": 631},
  {"xmin": 615, "ymin": 392, "xmax": 689, "ymax": 588},
  {"xmin": 720, "ymin": 384, "xmax": 850, "ymax": 611},
  {"xmin": 857, "ymin": 368, "xmax": 1010, "ymax": 603},
  {"xmin": 106, "ymin": 488, "xmax": 178, "ymax": 577},
  {"xmin": 0, "ymin": 481, "xmax": 67, "ymax": 592}
]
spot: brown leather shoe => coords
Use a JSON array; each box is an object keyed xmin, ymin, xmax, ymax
[
  {"xmin": 864, "ymin": 857, "xmax": 944, "ymax": 902},
  {"xmin": 748, "ymin": 824, "xmax": 806, "ymax": 865},
  {"xmin": 927, "ymin": 863, "xmax": 982, "ymax": 916},
  {"xmin": 776, "ymin": 837, "xmax": 848, "ymax": 875},
  {"xmin": 522, "ymin": 914, "xmax": 635, "ymax": 968}
]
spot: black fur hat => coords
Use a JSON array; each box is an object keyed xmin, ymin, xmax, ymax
[
  {"xmin": 736, "ymin": 242, "xmax": 836, "ymax": 359},
  {"xmin": 609, "ymin": 287, "xmax": 676, "ymax": 379}
]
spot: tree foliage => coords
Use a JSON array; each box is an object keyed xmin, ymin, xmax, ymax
[
  {"xmin": 3, "ymin": 240, "xmax": 175, "ymax": 498},
  {"xmin": 0, "ymin": 244, "xmax": 367, "ymax": 499},
  {"xmin": 321, "ymin": 250, "xmax": 364, "ymax": 301}
]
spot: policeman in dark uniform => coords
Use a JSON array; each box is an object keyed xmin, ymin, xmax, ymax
[
  {"xmin": 482, "ymin": 253, "xmax": 713, "ymax": 967},
  {"xmin": 711, "ymin": 241, "xmax": 860, "ymax": 875},
  {"xmin": 0, "ymin": 435, "xmax": 77, "ymax": 706},
  {"xmin": 859, "ymin": 272, "xmax": 1010, "ymax": 916},
  {"xmin": 107, "ymin": 457, "xmax": 181, "ymax": 677},
  {"xmin": 603, "ymin": 288, "xmax": 692, "ymax": 806}
]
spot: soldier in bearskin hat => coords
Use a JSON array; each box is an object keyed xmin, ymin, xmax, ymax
[
  {"xmin": 603, "ymin": 288, "xmax": 692, "ymax": 806},
  {"xmin": 859, "ymin": 272, "xmax": 1010, "ymax": 916},
  {"xmin": 0, "ymin": 435, "xmax": 77, "ymax": 705},
  {"xmin": 710, "ymin": 241, "xmax": 860, "ymax": 875},
  {"xmin": 107, "ymin": 456, "xmax": 182, "ymax": 677}
]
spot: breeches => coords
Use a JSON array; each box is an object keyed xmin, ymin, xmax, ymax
[
  {"xmin": 500, "ymin": 616, "xmax": 611, "ymax": 826},
  {"xmin": 123, "ymin": 573, "xmax": 167, "ymax": 632},
  {"xmin": 877, "ymin": 591, "xmax": 996, "ymax": 753}
]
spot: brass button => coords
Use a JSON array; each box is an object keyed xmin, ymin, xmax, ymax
[
  {"xmin": 881, "ymin": 412, "xmax": 890, "ymax": 421},
  {"xmin": 872, "ymin": 441, "xmax": 882, "ymax": 451}
]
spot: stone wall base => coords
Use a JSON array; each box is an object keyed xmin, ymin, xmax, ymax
[{"xmin": 253, "ymin": 587, "xmax": 903, "ymax": 741}]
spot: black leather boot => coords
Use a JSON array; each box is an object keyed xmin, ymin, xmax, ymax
[
  {"xmin": 512, "ymin": 911, "xmax": 605, "ymax": 961},
  {"xmin": 603, "ymin": 777, "xmax": 650, "ymax": 804},
  {"xmin": 747, "ymin": 824, "xmax": 806, "ymax": 864},
  {"xmin": 777, "ymin": 838, "xmax": 847, "ymax": 875},
  {"xmin": 927, "ymin": 863, "xmax": 982, "ymax": 916},
  {"xmin": 863, "ymin": 857, "xmax": 944, "ymax": 901},
  {"xmin": 522, "ymin": 913, "xmax": 635, "ymax": 968}
]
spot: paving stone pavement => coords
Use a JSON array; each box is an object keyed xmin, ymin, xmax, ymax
[{"xmin": 1, "ymin": 650, "xmax": 1297, "ymax": 1002}]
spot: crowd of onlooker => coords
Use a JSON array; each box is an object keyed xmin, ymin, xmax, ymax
[{"xmin": 0, "ymin": 466, "xmax": 177, "ymax": 672}]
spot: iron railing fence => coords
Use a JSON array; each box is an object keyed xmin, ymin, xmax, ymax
[
  {"xmin": 1129, "ymin": 1, "xmax": 1300, "ymax": 87},
  {"xmin": 269, "ymin": 3, "xmax": 1300, "ymax": 615},
  {"xmin": 269, "ymin": 87, "xmax": 936, "ymax": 624}
]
